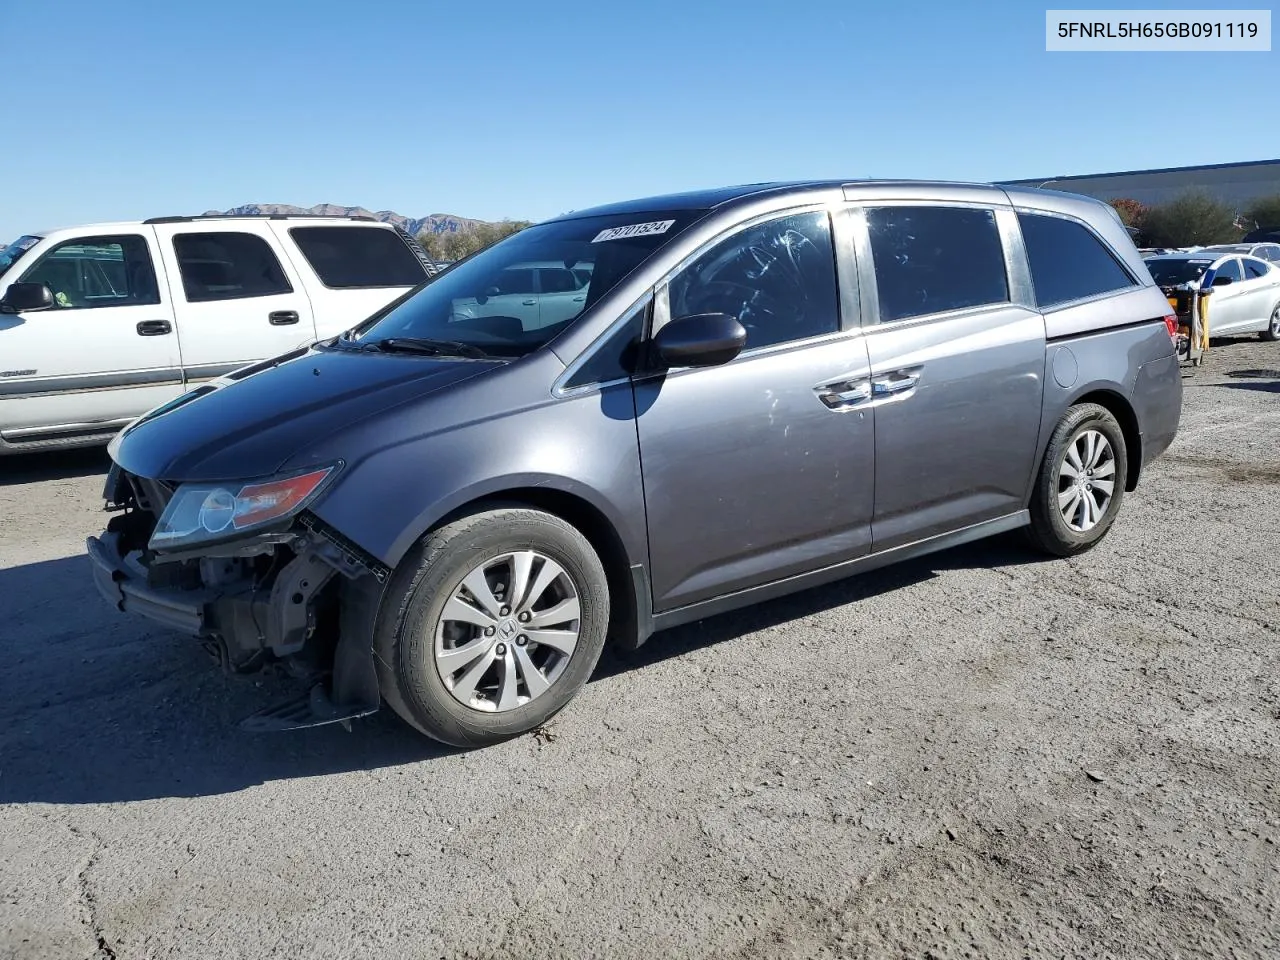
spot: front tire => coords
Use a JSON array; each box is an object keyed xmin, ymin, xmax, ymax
[
  {"xmin": 1261, "ymin": 303, "xmax": 1280, "ymax": 342},
  {"xmin": 374, "ymin": 507, "xmax": 610, "ymax": 747},
  {"xmin": 1026, "ymin": 403, "xmax": 1129, "ymax": 557}
]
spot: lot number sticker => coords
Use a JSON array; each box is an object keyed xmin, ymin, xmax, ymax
[{"xmin": 592, "ymin": 220, "xmax": 676, "ymax": 243}]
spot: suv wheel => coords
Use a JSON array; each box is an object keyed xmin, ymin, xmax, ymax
[
  {"xmin": 1262, "ymin": 303, "xmax": 1280, "ymax": 342},
  {"xmin": 374, "ymin": 507, "xmax": 610, "ymax": 747},
  {"xmin": 1026, "ymin": 403, "xmax": 1129, "ymax": 557}
]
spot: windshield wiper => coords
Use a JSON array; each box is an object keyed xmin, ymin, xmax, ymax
[{"xmin": 366, "ymin": 337, "xmax": 490, "ymax": 359}]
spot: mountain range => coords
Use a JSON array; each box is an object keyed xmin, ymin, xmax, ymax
[{"xmin": 203, "ymin": 203, "xmax": 494, "ymax": 237}]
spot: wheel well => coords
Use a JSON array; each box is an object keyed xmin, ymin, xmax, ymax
[
  {"xmin": 1075, "ymin": 389, "xmax": 1142, "ymax": 491},
  {"xmin": 435, "ymin": 488, "xmax": 639, "ymax": 648}
]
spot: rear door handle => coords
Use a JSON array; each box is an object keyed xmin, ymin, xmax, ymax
[
  {"xmin": 522, "ymin": 299, "xmax": 537, "ymax": 306},
  {"xmin": 269, "ymin": 310, "xmax": 300, "ymax": 325},
  {"xmin": 136, "ymin": 319, "xmax": 171, "ymax": 336},
  {"xmin": 871, "ymin": 372, "xmax": 920, "ymax": 396}
]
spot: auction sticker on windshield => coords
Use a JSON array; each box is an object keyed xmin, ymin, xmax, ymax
[{"xmin": 592, "ymin": 220, "xmax": 676, "ymax": 243}]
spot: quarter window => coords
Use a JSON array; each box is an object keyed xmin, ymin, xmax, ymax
[
  {"xmin": 172, "ymin": 232, "xmax": 293, "ymax": 302},
  {"xmin": 866, "ymin": 206, "xmax": 1008, "ymax": 323},
  {"xmin": 289, "ymin": 226, "xmax": 427, "ymax": 288},
  {"xmin": 1017, "ymin": 212, "xmax": 1136, "ymax": 309},
  {"xmin": 19, "ymin": 235, "xmax": 160, "ymax": 309},
  {"xmin": 667, "ymin": 211, "xmax": 839, "ymax": 350}
]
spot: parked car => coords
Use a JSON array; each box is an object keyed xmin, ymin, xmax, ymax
[
  {"xmin": 0, "ymin": 215, "xmax": 435, "ymax": 454},
  {"xmin": 1145, "ymin": 252, "xmax": 1280, "ymax": 340},
  {"xmin": 88, "ymin": 180, "xmax": 1183, "ymax": 747},
  {"xmin": 1195, "ymin": 241, "xmax": 1280, "ymax": 263}
]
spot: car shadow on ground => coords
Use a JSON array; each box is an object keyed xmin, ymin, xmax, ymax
[
  {"xmin": 0, "ymin": 533, "xmax": 1047, "ymax": 806},
  {"xmin": 0, "ymin": 447, "xmax": 111, "ymax": 486}
]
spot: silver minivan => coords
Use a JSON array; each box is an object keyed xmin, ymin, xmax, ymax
[{"xmin": 90, "ymin": 180, "xmax": 1183, "ymax": 746}]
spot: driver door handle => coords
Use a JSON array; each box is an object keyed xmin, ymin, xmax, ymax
[
  {"xmin": 522, "ymin": 299, "xmax": 537, "ymax": 306},
  {"xmin": 269, "ymin": 310, "xmax": 300, "ymax": 325},
  {"xmin": 136, "ymin": 319, "xmax": 172, "ymax": 336}
]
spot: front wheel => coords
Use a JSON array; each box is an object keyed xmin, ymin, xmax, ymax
[
  {"xmin": 374, "ymin": 507, "xmax": 610, "ymax": 747},
  {"xmin": 1026, "ymin": 403, "xmax": 1129, "ymax": 557},
  {"xmin": 1261, "ymin": 303, "xmax": 1280, "ymax": 342}
]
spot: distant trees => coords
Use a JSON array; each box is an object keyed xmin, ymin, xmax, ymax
[
  {"xmin": 416, "ymin": 219, "xmax": 533, "ymax": 261},
  {"xmin": 1135, "ymin": 191, "xmax": 1241, "ymax": 247},
  {"xmin": 1108, "ymin": 198, "xmax": 1147, "ymax": 231},
  {"xmin": 1242, "ymin": 194, "xmax": 1280, "ymax": 231}
]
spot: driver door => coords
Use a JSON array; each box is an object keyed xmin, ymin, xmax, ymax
[{"xmin": 634, "ymin": 209, "xmax": 875, "ymax": 611}]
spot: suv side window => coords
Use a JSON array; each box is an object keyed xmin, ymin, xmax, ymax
[
  {"xmin": 289, "ymin": 226, "xmax": 427, "ymax": 288},
  {"xmin": 1243, "ymin": 258, "xmax": 1269, "ymax": 279},
  {"xmin": 19, "ymin": 235, "xmax": 160, "ymax": 310},
  {"xmin": 1017, "ymin": 212, "xmax": 1136, "ymax": 309},
  {"xmin": 538, "ymin": 267, "xmax": 580, "ymax": 294},
  {"xmin": 493, "ymin": 267, "xmax": 538, "ymax": 295},
  {"xmin": 866, "ymin": 206, "xmax": 1008, "ymax": 322},
  {"xmin": 667, "ymin": 211, "xmax": 838, "ymax": 350},
  {"xmin": 172, "ymin": 232, "xmax": 293, "ymax": 302},
  {"xmin": 1261, "ymin": 245, "xmax": 1280, "ymax": 263}
]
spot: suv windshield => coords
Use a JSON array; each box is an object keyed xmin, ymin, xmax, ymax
[
  {"xmin": 338, "ymin": 210, "xmax": 704, "ymax": 357},
  {"xmin": 0, "ymin": 235, "xmax": 42, "ymax": 280},
  {"xmin": 1147, "ymin": 258, "xmax": 1213, "ymax": 286}
]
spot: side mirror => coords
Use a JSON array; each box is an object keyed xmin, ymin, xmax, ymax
[
  {"xmin": 653, "ymin": 312, "xmax": 747, "ymax": 368},
  {"xmin": 475, "ymin": 285, "xmax": 500, "ymax": 305},
  {"xmin": 1211, "ymin": 275, "xmax": 1233, "ymax": 287},
  {"xmin": 0, "ymin": 282, "xmax": 55, "ymax": 314}
]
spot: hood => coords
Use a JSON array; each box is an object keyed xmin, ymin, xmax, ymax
[{"xmin": 111, "ymin": 346, "xmax": 500, "ymax": 481}]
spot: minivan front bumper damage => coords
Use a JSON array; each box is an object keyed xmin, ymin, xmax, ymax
[{"xmin": 86, "ymin": 512, "xmax": 386, "ymax": 731}]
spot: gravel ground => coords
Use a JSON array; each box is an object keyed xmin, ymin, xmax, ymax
[{"xmin": 1, "ymin": 338, "xmax": 1278, "ymax": 960}]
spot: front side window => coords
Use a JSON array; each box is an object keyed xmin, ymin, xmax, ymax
[
  {"xmin": 19, "ymin": 235, "xmax": 160, "ymax": 309},
  {"xmin": 172, "ymin": 232, "xmax": 293, "ymax": 302},
  {"xmin": 1215, "ymin": 258, "xmax": 1244, "ymax": 283},
  {"xmin": 342, "ymin": 209, "xmax": 704, "ymax": 358},
  {"xmin": 866, "ymin": 206, "xmax": 1008, "ymax": 323},
  {"xmin": 1018, "ymin": 212, "xmax": 1136, "ymax": 309},
  {"xmin": 666, "ymin": 211, "xmax": 839, "ymax": 350},
  {"xmin": 0, "ymin": 235, "xmax": 42, "ymax": 281},
  {"xmin": 289, "ymin": 226, "xmax": 428, "ymax": 288}
]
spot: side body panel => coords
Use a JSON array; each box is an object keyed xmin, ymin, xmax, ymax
[{"xmin": 0, "ymin": 227, "xmax": 184, "ymax": 444}]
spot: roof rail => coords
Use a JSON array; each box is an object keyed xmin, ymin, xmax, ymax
[{"xmin": 142, "ymin": 213, "xmax": 379, "ymax": 224}]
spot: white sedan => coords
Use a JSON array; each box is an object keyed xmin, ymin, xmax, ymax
[{"xmin": 1145, "ymin": 252, "xmax": 1280, "ymax": 341}]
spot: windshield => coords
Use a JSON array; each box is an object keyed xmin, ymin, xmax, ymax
[
  {"xmin": 1147, "ymin": 259, "xmax": 1213, "ymax": 286},
  {"xmin": 338, "ymin": 210, "xmax": 705, "ymax": 357},
  {"xmin": 0, "ymin": 235, "xmax": 42, "ymax": 280}
]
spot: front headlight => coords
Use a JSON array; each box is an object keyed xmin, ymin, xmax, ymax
[{"xmin": 148, "ymin": 464, "xmax": 339, "ymax": 552}]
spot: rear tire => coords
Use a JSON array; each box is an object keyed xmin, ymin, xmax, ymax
[
  {"xmin": 1261, "ymin": 303, "xmax": 1280, "ymax": 342},
  {"xmin": 374, "ymin": 507, "xmax": 610, "ymax": 747},
  {"xmin": 1026, "ymin": 403, "xmax": 1129, "ymax": 558}
]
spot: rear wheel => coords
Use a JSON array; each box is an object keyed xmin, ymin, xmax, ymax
[
  {"xmin": 1026, "ymin": 403, "xmax": 1129, "ymax": 557},
  {"xmin": 375, "ymin": 507, "xmax": 610, "ymax": 747},
  {"xmin": 1261, "ymin": 303, "xmax": 1280, "ymax": 342}
]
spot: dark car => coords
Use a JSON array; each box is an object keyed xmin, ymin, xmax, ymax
[{"xmin": 88, "ymin": 180, "xmax": 1183, "ymax": 747}]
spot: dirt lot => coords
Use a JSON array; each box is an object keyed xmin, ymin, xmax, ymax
[{"xmin": 1, "ymin": 339, "xmax": 1278, "ymax": 960}]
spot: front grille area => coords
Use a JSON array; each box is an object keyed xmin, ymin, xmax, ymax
[{"xmin": 125, "ymin": 473, "xmax": 174, "ymax": 519}]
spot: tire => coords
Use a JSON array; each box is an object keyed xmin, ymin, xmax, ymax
[
  {"xmin": 1261, "ymin": 303, "xmax": 1280, "ymax": 342},
  {"xmin": 1026, "ymin": 403, "xmax": 1129, "ymax": 558},
  {"xmin": 373, "ymin": 507, "xmax": 610, "ymax": 747}
]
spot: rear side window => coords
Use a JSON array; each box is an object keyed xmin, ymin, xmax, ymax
[
  {"xmin": 173, "ymin": 232, "xmax": 293, "ymax": 302},
  {"xmin": 538, "ymin": 267, "xmax": 580, "ymax": 293},
  {"xmin": 1243, "ymin": 258, "xmax": 1268, "ymax": 279},
  {"xmin": 866, "ymin": 206, "xmax": 1008, "ymax": 323},
  {"xmin": 20, "ymin": 234, "xmax": 160, "ymax": 309},
  {"xmin": 1018, "ymin": 212, "xmax": 1136, "ymax": 309},
  {"xmin": 289, "ymin": 226, "xmax": 428, "ymax": 288}
]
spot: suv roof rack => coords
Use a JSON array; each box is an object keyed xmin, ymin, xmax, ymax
[{"xmin": 142, "ymin": 213, "xmax": 379, "ymax": 224}]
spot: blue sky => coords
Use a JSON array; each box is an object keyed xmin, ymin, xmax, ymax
[{"xmin": 3, "ymin": 0, "xmax": 1276, "ymax": 239}]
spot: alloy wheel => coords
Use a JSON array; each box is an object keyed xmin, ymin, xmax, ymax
[
  {"xmin": 1057, "ymin": 428, "xmax": 1117, "ymax": 533},
  {"xmin": 434, "ymin": 551, "xmax": 581, "ymax": 712}
]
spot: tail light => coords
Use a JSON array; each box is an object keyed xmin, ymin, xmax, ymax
[{"xmin": 1162, "ymin": 314, "xmax": 1178, "ymax": 341}]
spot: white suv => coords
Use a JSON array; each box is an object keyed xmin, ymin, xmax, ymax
[{"xmin": 0, "ymin": 215, "xmax": 434, "ymax": 454}]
